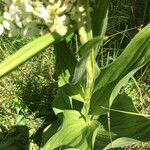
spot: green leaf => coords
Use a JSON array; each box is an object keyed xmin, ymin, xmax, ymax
[
  {"xmin": 41, "ymin": 119, "xmax": 62, "ymax": 147},
  {"xmin": 52, "ymin": 88, "xmax": 83, "ymax": 115},
  {"xmin": 91, "ymin": 0, "xmax": 109, "ymax": 55},
  {"xmin": 0, "ymin": 126, "xmax": 29, "ymax": 150},
  {"xmin": 103, "ymin": 137, "xmax": 141, "ymax": 150},
  {"xmin": 54, "ymin": 41, "xmax": 77, "ymax": 87},
  {"xmin": 94, "ymin": 94, "xmax": 150, "ymax": 149},
  {"xmin": 97, "ymin": 94, "xmax": 150, "ymax": 149},
  {"xmin": 78, "ymin": 36, "xmax": 105, "ymax": 57},
  {"xmin": 61, "ymin": 83, "xmax": 85, "ymax": 102},
  {"xmin": 91, "ymin": 70, "xmax": 137, "ymax": 114},
  {"xmin": 94, "ymin": 124, "xmax": 117, "ymax": 150},
  {"xmin": 91, "ymin": 24, "xmax": 150, "ymax": 115},
  {"xmin": 52, "ymin": 89, "xmax": 73, "ymax": 115},
  {"xmin": 92, "ymin": 0, "xmax": 109, "ymax": 37},
  {"xmin": 72, "ymin": 37, "xmax": 104, "ymax": 84},
  {"xmin": 0, "ymin": 33, "xmax": 60, "ymax": 79},
  {"xmin": 41, "ymin": 110, "xmax": 99, "ymax": 150}
]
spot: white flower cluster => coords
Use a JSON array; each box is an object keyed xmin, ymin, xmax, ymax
[{"xmin": 0, "ymin": 0, "xmax": 77, "ymax": 37}]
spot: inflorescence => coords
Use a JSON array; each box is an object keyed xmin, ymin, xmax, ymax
[
  {"xmin": 0, "ymin": 0, "xmax": 77, "ymax": 36},
  {"xmin": 0, "ymin": 0, "xmax": 95, "ymax": 37}
]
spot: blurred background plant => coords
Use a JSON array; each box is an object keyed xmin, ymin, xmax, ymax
[
  {"xmin": 0, "ymin": 35, "xmax": 57, "ymax": 149},
  {"xmin": 0, "ymin": 0, "xmax": 149, "ymax": 149}
]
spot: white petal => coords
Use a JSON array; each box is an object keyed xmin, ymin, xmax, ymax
[
  {"xmin": 3, "ymin": 21, "xmax": 10, "ymax": 30},
  {"xmin": 55, "ymin": 24, "xmax": 67, "ymax": 36},
  {"xmin": 40, "ymin": 6, "xmax": 49, "ymax": 21},
  {"xmin": 3, "ymin": 12, "xmax": 11, "ymax": 20},
  {"xmin": 25, "ymin": 4, "xmax": 33, "ymax": 12},
  {"xmin": 58, "ymin": 15, "xmax": 67, "ymax": 23},
  {"xmin": 79, "ymin": 6, "xmax": 85, "ymax": 12},
  {"xmin": 0, "ymin": 24, "xmax": 4, "ymax": 35}
]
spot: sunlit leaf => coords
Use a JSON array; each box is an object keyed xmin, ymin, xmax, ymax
[
  {"xmin": 103, "ymin": 137, "xmax": 141, "ymax": 150},
  {"xmin": 92, "ymin": 0, "xmax": 109, "ymax": 37},
  {"xmin": 91, "ymin": 24, "xmax": 150, "ymax": 115},
  {"xmin": 72, "ymin": 37, "xmax": 104, "ymax": 84},
  {"xmin": 0, "ymin": 33, "xmax": 60, "ymax": 79},
  {"xmin": 95, "ymin": 94, "xmax": 150, "ymax": 149},
  {"xmin": 54, "ymin": 41, "xmax": 77, "ymax": 87},
  {"xmin": 41, "ymin": 110, "xmax": 99, "ymax": 150}
]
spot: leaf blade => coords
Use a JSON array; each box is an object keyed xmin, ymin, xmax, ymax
[
  {"xmin": 91, "ymin": 24, "xmax": 150, "ymax": 115},
  {"xmin": 0, "ymin": 33, "xmax": 59, "ymax": 79},
  {"xmin": 41, "ymin": 110, "xmax": 99, "ymax": 150}
]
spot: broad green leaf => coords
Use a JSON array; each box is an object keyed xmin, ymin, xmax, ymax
[
  {"xmin": 78, "ymin": 36, "xmax": 106, "ymax": 57},
  {"xmin": 92, "ymin": 0, "xmax": 109, "ymax": 37},
  {"xmin": 91, "ymin": 0, "xmax": 109, "ymax": 55},
  {"xmin": 41, "ymin": 119, "xmax": 62, "ymax": 147},
  {"xmin": 94, "ymin": 94, "xmax": 150, "ymax": 149},
  {"xmin": 61, "ymin": 83, "xmax": 85, "ymax": 102},
  {"xmin": 54, "ymin": 41, "xmax": 77, "ymax": 87},
  {"xmin": 52, "ymin": 89, "xmax": 73, "ymax": 115},
  {"xmin": 94, "ymin": 125, "xmax": 117, "ymax": 150},
  {"xmin": 0, "ymin": 126, "xmax": 29, "ymax": 150},
  {"xmin": 97, "ymin": 94, "xmax": 150, "ymax": 149},
  {"xmin": 41, "ymin": 110, "xmax": 99, "ymax": 150},
  {"xmin": 95, "ymin": 24, "xmax": 150, "ymax": 91},
  {"xmin": 0, "ymin": 33, "xmax": 60, "ymax": 79},
  {"xmin": 72, "ymin": 37, "xmax": 104, "ymax": 84},
  {"xmin": 72, "ymin": 56, "xmax": 87, "ymax": 84},
  {"xmin": 52, "ymin": 88, "xmax": 83, "ymax": 115},
  {"xmin": 103, "ymin": 137, "xmax": 141, "ymax": 150},
  {"xmin": 95, "ymin": 126, "xmax": 141, "ymax": 150},
  {"xmin": 91, "ymin": 24, "xmax": 150, "ymax": 115},
  {"xmin": 91, "ymin": 70, "xmax": 137, "ymax": 114}
]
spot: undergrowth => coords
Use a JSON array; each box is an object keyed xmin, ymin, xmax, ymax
[{"xmin": 0, "ymin": 35, "xmax": 57, "ymax": 149}]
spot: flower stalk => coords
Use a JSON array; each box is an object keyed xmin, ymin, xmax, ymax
[{"xmin": 77, "ymin": 0, "xmax": 95, "ymax": 118}]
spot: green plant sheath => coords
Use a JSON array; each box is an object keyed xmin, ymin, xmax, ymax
[{"xmin": 0, "ymin": 33, "xmax": 58, "ymax": 79}]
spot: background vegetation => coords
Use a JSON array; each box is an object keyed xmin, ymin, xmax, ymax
[{"xmin": 0, "ymin": 0, "xmax": 149, "ymax": 149}]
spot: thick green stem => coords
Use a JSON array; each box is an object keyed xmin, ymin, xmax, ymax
[
  {"xmin": 77, "ymin": 0, "xmax": 95, "ymax": 117},
  {"xmin": 77, "ymin": 0, "xmax": 93, "ymax": 44}
]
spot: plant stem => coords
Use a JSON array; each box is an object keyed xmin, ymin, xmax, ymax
[{"xmin": 77, "ymin": 0, "xmax": 95, "ymax": 118}]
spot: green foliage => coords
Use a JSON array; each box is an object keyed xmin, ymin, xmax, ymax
[
  {"xmin": 72, "ymin": 36, "xmax": 104, "ymax": 84},
  {"xmin": 92, "ymin": 0, "xmax": 109, "ymax": 37},
  {"xmin": 0, "ymin": 126, "xmax": 29, "ymax": 150},
  {"xmin": 54, "ymin": 41, "xmax": 77, "ymax": 87},
  {"xmin": 101, "ymin": 95, "xmax": 150, "ymax": 141},
  {"xmin": 0, "ymin": 33, "xmax": 59, "ymax": 78},
  {"xmin": 41, "ymin": 110, "xmax": 99, "ymax": 150},
  {"xmin": 0, "ymin": 1, "xmax": 150, "ymax": 150},
  {"xmin": 0, "ymin": 37, "xmax": 56, "ymax": 150},
  {"xmin": 91, "ymin": 24, "xmax": 150, "ymax": 114}
]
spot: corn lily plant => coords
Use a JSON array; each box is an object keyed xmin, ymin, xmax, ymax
[{"xmin": 0, "ymin": 0, "xmax": 150, "ymax": 149}]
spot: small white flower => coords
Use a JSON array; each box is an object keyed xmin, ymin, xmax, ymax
[
  {"xmin": 49, "ymin": 0, "xmax": 55, "ymax": 4},
  {"xmin": 8, "ymin": 23, "xmax": 19, "ymax": 37},
  {"xmin": 1, "ymin": 0, "xmax": 78, "ymax": 37},
  {"xmin": 58, "ymin": 15, "xmax": 67, "ymax": 22},
  {"xmin": 25, "ymin": 3, "xmax": 33, "ymax": 13},
  {"xmin": 3, "ymin": 21, "xmax": 10, "ymax": 30},
  {"xmin": 55, "ymin": 23, "xmax": 67, "ymax": 36},
  {"xmin": 39, "ymin": 6, "xmax": 49, "ymax": 21},
  {"xmin": 0, "ymin": 24, "xmax": 4, "ymax": 35},
  {"xmin": 3, "ymin": 12, "xmax": 11, "ymax": 20},
  {"xmin": 79, "ymin": 6, "xmax": 85, "ymax": 12}
]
